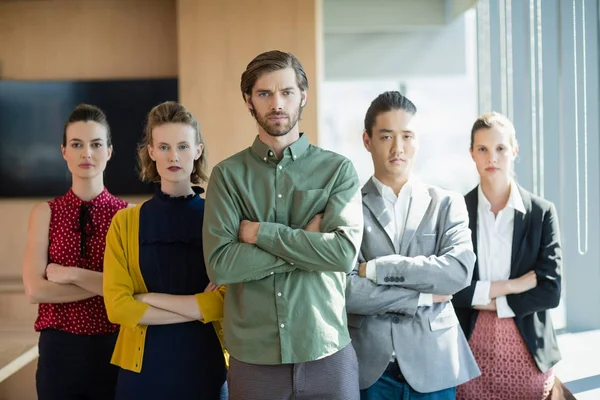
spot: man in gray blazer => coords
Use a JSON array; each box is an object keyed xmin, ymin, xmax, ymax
[{"xmin": 346, "ymin": 91, "xmax": 480, "ymax": 399}]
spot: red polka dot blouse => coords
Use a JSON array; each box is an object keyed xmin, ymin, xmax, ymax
[{"xmin": 34, "ymin": 188, "xmax": 128, "ymax": 335}]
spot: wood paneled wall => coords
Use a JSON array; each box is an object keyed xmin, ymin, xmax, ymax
[
  {"xmin": 0, "ymin": 0, "xmax": 177, "ymax": 80},
  {"xmin": 177, "ymin": 0, "xmax": 322, "ymax": 166}
]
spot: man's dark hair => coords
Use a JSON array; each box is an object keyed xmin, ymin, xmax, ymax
[{"xmin": 364, "ymin": 91, "xmax": 417, "ymax": 137}]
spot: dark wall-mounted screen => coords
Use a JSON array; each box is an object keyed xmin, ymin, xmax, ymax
[{"xmin": 0, "ymin": 78, "xmax": 178, "ymax": 197}]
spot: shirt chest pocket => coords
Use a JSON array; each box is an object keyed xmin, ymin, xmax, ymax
[{"xmin": 290, "ymin": 189, "xmax": 328, "ymax": 229}]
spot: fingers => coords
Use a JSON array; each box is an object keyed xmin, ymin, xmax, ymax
[
  {"xmin": 204, "ymin": 282, "xmax": 218, "ymax": 292},
  {"xmin": 432, "ymin": 294, "xmax": 453, "ymax": 303},
  {"xmin": 305, "ymin": 213, "xmax": 324, "ymax": 232},
  {"xmin": 309, "ymin": 213, "xmax": 324, "ymax": 223}
]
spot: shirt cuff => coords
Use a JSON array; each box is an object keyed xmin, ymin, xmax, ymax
[
  {"xmin": 495, "ymin": 296, "xmax": 516, "ymax": 318},
  {"xmin": 366, "ymin": 260, "xmax": 377, "ymax": 282},
  {"xmin": 471, "ymin": 280, "xmax": 492, "ymax": 306},
  {"xmin": 418, "ymin": 293, "xmax": 433, "ymax": 307},
  {"xmin": 255, "ymin": 222, "xmax": 277, "ymax": 251},
  {"xmin": 195, "ymin": 291, "xmax": 224, "ymax": 323}
]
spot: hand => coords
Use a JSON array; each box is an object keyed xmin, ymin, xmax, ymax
[
  {"xmin": 474, "ymin": 299, "xmax": 497, "ymax": 311},
  {"xmin": 45, "ymin": 263, "xmax": 75, "ymax": 284},
  {"xmin": 134, "ymin": 293, "xmax": 147, "ymax": 302},
  {"xmin": 239, "ymin": 220, "xmax": 260, "ymax": 244},
  {"xmin": 432, "ymin": 294, "xmax": 453, "ymax": 303},
  {"xmin": 357, "ymin": 262, "xmax": 367, "ymax": 278},
  {"xmin": 509, "ymin": 270, "xmax": 537, "ymax": 294},
  {"xmin": 305, "ymin": 213, "xmax": 323, "ymax": 233},
  {"xmin": 204, "ymin": 282, "xmax": 221, "ymax": 292}
]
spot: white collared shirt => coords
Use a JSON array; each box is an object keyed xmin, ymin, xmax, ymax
[
  {"xmin": 472, "ymin": 181, "xmax": 526, "ymax": 318},
  {"xmin": 365, "ymin": 176, "xmax": 433, "ymax": 307}
]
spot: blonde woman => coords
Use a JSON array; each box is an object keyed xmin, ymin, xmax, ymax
[
  {"xmin": 453, "ymin": 112, "xmax": 562, "ymax": 399},
  {"xmin": 103, "ymin": 101, "xmax": 227, "ymax": 399}
]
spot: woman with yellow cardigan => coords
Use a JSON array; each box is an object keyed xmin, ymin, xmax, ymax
[{"xmin": 103, "ymin": 101, "xmax": 228, "ymax": 399}]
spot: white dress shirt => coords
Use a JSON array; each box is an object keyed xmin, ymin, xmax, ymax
[
  {"xmin": 472, "ymin": 181, "xmax": 526, "ymax": 318},
  {"xmin": 365, "ymin": 176, "xmax": 433, "ymax": 307}
]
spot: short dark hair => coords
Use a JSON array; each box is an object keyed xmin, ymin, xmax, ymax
[
  {"xmin": 63, "ymin": 104, "xmax": 111, "ymax": 146},
  {"xmin": 364, "ymin": 91, "xmax": 417, "ymax": 137},
  {"xmin": 240, "ymin": 50, "xmax": 308, "ymax": 117}
]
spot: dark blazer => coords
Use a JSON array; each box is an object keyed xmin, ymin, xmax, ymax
[{"xmin": 452, "ymin": 185, "xmax": 562, "ymax": 373}]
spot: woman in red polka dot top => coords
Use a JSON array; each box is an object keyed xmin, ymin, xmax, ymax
[{"xmin": 22, "ymin": 104, "xmax": 129, "ymax": 400}]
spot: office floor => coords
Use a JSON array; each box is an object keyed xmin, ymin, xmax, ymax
[{"xmin": 555, "ymin": 329, "xmax": 600, "ymax": 399}]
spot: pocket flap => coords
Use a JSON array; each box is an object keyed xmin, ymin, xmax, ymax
[{"xmin": 428, "ymin": 310, "xmax": 459, "ymax": 331}]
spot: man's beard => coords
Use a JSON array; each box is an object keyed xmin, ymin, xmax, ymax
[{"xmin": 254, "ymin": 102, "xmax": 303, "ymax": 137}]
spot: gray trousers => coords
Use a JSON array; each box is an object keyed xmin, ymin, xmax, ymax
[{"xmin": 228, "ymin": 343, "xmax": 360, "ymax": 400}]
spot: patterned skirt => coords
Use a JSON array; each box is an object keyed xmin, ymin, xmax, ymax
[{"xmin": 457, "ymin": 311, "xmax": 554, "ymax": 400}]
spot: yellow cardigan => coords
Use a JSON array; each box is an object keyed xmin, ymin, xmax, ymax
[{"xmin": 103, "ymin": 203, "xmax": 228, "ymax": 373}]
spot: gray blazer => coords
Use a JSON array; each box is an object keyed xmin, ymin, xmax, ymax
[{"xmin": 346, "ymin": 178, "xmax": 481, "ymax": 393}]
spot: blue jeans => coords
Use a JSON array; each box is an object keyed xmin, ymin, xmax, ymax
[{"xmin": 360, "ymin": 370, "xmax": 456, "ymax": 400}]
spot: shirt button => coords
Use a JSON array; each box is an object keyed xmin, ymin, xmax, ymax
[
  {"xmin": 293, "ymin": 155, "xmax": 297, "ymax": 160},
  {"xmin": 290, "ymin": 262, "xmax": 294, "ymax": 266},
  {"xmin": 270, "ymin": 272, "xmax": 274, "ymax": 275},
  {"xmin": 269, "ymin": 151, "xmax": 274, "ymax": 156},
  {"xmin": 277, "ymin": 292, "xmax": 282, "ymax": 297},
  {"xmin": 280, "ymin": 323, "xmax": 285, "ymax": 328},
  {"xmin": 278, "ymin": 194, "xmax": 282, "ymax": 198},
  {"xmin": 278, "ymin": 165, "xmax": 283, "ymax": 170},
  {"xmin": 392, "ymin": 316, "xmax": 400, "ymax": 324},
  {"xmin": 263, "ymin": 157, "xmax": 267, "ymax": 162}
]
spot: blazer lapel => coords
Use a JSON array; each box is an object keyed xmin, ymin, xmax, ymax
[
  {"xmin": 361, "ymin": 178, "xmax": 395, "ymax": 250},
  {"xmin": 464, "ymin": 187, "xmax": 479, "ymax": 280},
  {"xmin": 511, "ymin": 185, "xmax": 532, "ymax": 273},
  {"xmin": 399, "ymin": 183, "xmax": 431, "ymax": 255}
]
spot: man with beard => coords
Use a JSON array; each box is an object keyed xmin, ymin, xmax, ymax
[{"xmin": 202, "ymin": 50, "xmax": 364, "ymax": 400}]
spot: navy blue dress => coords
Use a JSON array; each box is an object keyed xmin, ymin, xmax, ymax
[{"xmin": 116, "ymin": 188, "xmax": 227, "ymax": 399}]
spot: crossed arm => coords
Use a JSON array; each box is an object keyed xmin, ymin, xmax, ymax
[
  {"xmin": 133, "ymin": 283, "xmax": 226, "ymax": 323},
  {"xmin": 203, "ymin": 162, "xmax": 364, "ymax": 285},
  {"xmin": 453, "ymin": 204, "xmax": 562, "ymax": 318},
  {"xmin": 103, "ymin": 212, "xmax": 224, "ymax": 328},
  {"xmin": 22, "ymin": 203, "xmax": 102, "ymax": 304},
  {"xmin": 346, "ymin": 195, "xmax": 475, "ymax": 317}
]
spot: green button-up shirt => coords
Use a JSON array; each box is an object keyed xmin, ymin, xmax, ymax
[{"xmin": 203, "ymin": 133, "xmax": 363, "ymax": 365}]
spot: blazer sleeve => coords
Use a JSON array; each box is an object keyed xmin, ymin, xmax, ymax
[
  {"xmin": 195, "ymin": 285, "xmax": 226, "ymax": 323},
  {"xmin": 372, "ymin": 194, "xmax": 476, "ymax": 296},
  {"xmin": 507, "ymin": 203, "xmax": 562, "ymax": 317},
  {"xmin": 452, "ymin": 280, "xmax": 478, "ymax": 308},
  {"xmin": 345, "ymin": 250, "xmax": 420, "ymax": 317},
  {"xmin": 103, "ymin": 209, "xmax": 149, "ymax": 330}
]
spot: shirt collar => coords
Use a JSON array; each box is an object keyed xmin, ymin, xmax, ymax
[
  {"xmin": 250, "ymin": 133, "xmax": 310, "ymax": 163},
  {"xmin": 64, "ymin": 187, "xmax": 111, "ymax": 208},
  {"xmin": 477, "ymin": 181, "xmax": 525, "ymax": 214},
  {"xmin": 371, "ymin": 176, "xmax": 413, "ymax": 201}
]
